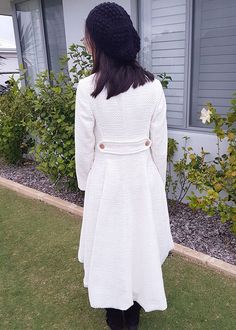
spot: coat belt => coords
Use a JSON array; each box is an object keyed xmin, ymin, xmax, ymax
[{"xmin": 96, "ymin": 137, "xmax": 152, "ymax": 155}]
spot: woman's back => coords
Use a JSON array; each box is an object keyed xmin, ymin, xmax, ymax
[
  {"xmin": 75, "ymin": 73, "xmax": 168, "ymax": 186},
  {"xmin": 75, "ymin": 72, "xmax": 174, "ymax": 313},
  {"xmin": 87, "ymin": 74, "xmax": 162, "ymax": 141},
  {"xmin": 74, "ymin": 1, "xmax": 175, "ymax": 321}
]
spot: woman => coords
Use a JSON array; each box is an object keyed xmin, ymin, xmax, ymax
[{"xmin": 74, "ymin": 2, "xmax": 175, "ymax": 329}]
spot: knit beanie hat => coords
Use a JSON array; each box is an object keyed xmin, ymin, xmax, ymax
[{"xmin": 85, "ymin": 2, "xmax": 140, "ymax": 62}]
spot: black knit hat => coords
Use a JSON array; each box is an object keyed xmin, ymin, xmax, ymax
[{"xmin": 85, "ymin": 2, "xmax": 140, "ymax": 62}]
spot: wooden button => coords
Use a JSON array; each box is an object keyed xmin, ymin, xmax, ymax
[
  {"xmin": 99, "ymin": 143, "xmax": 105, "ymax": 149},
  {"xmin": 145, "ymin": 140, "xmax": 150, "ymax": 146}
]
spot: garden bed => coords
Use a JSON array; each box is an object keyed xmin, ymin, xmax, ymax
[{"xmin": 0, "ymin": 158, "xmax": 235, "ymax": 266}]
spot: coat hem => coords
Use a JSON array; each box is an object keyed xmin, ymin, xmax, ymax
[
  {"xmin": 88, "ymin": 300, "xmax": 168, "ymax": 313},
  {"xmin": 77, "ymin": 244, "xmax": 174, "ymax": 313}
]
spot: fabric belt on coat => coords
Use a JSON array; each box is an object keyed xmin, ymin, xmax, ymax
[{"xmin": 96, "ymin": 137, "xmax": 152, "ymax": 155}]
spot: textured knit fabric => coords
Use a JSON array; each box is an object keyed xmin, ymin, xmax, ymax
[
  {"xmin": 85, "ymin": 2, "xmax": 140, "ymax": 62},
  {"xmin": 74, "ymin": 73, "xmax": 175, "ymax": 312}
]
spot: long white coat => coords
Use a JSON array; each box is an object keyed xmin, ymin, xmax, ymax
[{"xmin": 74, "ymin": 73, "xmax": 175, "ymax": 312}]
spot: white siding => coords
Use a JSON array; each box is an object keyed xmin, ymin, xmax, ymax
[{"xmin": 139, "ymin": 0, "xmax": 188, "ymax": 127}]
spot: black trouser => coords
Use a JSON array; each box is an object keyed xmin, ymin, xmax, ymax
[{"xmin": 105, "ymin": 301, "xmax": 142, "ymax": 328}]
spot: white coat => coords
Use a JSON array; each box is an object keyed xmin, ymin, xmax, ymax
[{"xmin": 74, "ymin": 73, "xmax": 175, "ymax": 312}]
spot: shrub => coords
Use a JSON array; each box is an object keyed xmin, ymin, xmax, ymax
[
  {"xmin": 186, "ymin": 97, "xmax": 236, "ymax": 233},
  {"xmin": 27, "ymin": 44, "xmax": 93, "ymax": 190},
  {"xmin": 166, "ymin": 136, "xmax": 193, "ymax": 204},
  {"xmin": 166, "ymin": 95, "xmax": 236, "ymax": 233},
  {"xmin": 0, "ymin": 73, "xmax": 35, "ymax": 164},
  {"xmin": 27, "ymin": 70, "xmax": 76, "ymax": 189}
]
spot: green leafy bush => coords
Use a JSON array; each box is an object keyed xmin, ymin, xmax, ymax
[
  {"xmin": 64, "ymin": 43, "xmax": 93, "ymax": 84},
  {"xmin": 186, "ymin": 98, "xmax": 236, "ymax": 233},
  {"xmin": 0, "ymin": 74, "xmax": 35, "ymax": 164},
  {"xmin": 166, "ymin": 96, "xmax": 236, "ymax": 233},
  {"xmin": 166, "ymin": 136, "xmax": 191, "ymax": 203},
  {"xmin": 27, "ymin": 70, "xmax": 76, "ymax": 189},
  {"xmin": 27, "ymin": 44, "xmax": 93, "ymax": 190}
]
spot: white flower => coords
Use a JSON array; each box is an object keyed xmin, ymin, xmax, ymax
[{"xmin": 200, "ymin": 107, "xmax": 212, "ymax": 124}]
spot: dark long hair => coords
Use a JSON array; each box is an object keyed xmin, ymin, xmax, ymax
[{"xmin": 84, "ymin": 24, "xmax": 155, "ymax": 100}]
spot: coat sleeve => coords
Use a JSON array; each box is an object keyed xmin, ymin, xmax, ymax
[
  {"xmin": 74, "ymin": 80, "xmax": 95, "ymax": 191},
  {"xmin": 149, "ymin": 81, "xmax": 168, "ymax": 188}
]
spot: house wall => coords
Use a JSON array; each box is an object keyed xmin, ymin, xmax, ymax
[
  {"xmin": 139, "ymin": 0, "xmax": 188, "ymax": 128},
  {"xmin": 168, "ymin": 128, "xmax": 228, "ymax": 202}
]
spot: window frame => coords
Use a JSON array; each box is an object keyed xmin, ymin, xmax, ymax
[
  {"xmin": 137, "ymin": 0, "xmax": 214, "ymax": 133},
  {"xmin": 187, "ymin": 0, "xmax": 213, "ymax": 133},
  {"xmin": 11, "ymin": 0, "xmax": 67, "ymax": 86}
]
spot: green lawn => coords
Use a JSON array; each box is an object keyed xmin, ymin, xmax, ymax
[{"xmin": 0, "ymin": 186, "xmax": 235, "ymax": 330}]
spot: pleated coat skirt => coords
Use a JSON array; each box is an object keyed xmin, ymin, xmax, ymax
[{"xmin": 74, "ymin": 73, "xmax": 175, "ymax": 312}]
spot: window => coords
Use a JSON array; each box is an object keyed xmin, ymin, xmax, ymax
[
  {"xmin": 139, "ymin": 0, "xmax": 236, "ymax": 130},
  {"xmin": 41, "ymin": 0, "xmax": 67, "ymax": 74},
  {"xmin": 14, "ymin": 0, "xmax": 47, "ymax": 85},
  {"xmin": 190, "ymin": 0, "xmax": 236, "ymax": 128},
  {"xmin": 12, "ymin": 0, "xmax": 67, "ymax": 85},
  {"xmin": 139, "ymin": 0, "xmax": 188, "ymax": 128}
]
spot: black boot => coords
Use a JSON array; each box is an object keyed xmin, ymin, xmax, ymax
[
  {"xmin": 105, "ymin": 307, "xmax": 125, "ymax": 330},
  {"xmin": 123, "ymin": 301, "xmax": 142, "ymax": 330},
  {"xmin": 126, "ymin": 326, "xmax": 138, "ymax": 330}
]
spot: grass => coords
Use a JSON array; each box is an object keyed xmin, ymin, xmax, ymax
[{"xmin": 0, "ymin": 186, "xmax": 235, "ymax": 330}]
